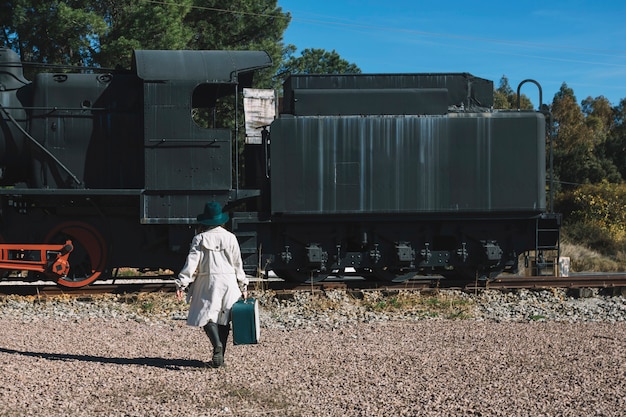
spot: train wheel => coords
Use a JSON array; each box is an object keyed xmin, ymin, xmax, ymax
[
  {"xmin": 372, "ymin": 267, "xmax": 416, "ymax": 283},
  {"xmin": 273, "ymin": 269, "xmax": 329, "ymax": 283},
  {"xmin": 44, "ymin": 222, "xmax": 108, "ymax": 288}
]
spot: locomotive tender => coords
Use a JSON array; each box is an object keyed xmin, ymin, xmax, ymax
[{"xmin": 0, "ymin": 47, "xmax": 560, "ymax": 287}]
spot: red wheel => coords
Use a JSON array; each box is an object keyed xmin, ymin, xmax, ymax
[{"xmin": 44, "ymin": 222, "xmax": 108, "ymax": 287}]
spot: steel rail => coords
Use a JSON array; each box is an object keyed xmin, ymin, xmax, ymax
[
  {"xmin": 2, "ymin": 273, "xmax": 626, "ymax": 297},
  {"xmin": 477, "ymin": 273, "xmax": 626, "ymax": 290}
]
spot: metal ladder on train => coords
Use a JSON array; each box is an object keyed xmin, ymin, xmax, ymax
[{"xmin": 529, "ymin": 213, "xmax": 562, "ymax": 276}]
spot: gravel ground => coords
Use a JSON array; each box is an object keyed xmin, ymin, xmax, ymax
[{"xmin": 1, "ymin": 288, "xmax": 625, "ymax": 416}]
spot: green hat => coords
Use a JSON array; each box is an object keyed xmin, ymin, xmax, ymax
[{"xmin": 197, "ymin": 202, "xmax": 229, "ymax": 226}]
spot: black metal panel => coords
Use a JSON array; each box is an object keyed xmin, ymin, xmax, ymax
[
  {"xmin": 291, "ymin": 88, "xmax": 448, "ymax": 115},
  {"xmin": 282, "ymin": 73, "xmax": 493, "ymax": 114},
  {"xmin": 446, "ymin": 112, "xmax": 545, "ymax": 210},
  {"xmin": 0, "ymin": 73, "xmax": 29, "ymax": 184},
  {"xmin": 30, "ymin": 73, "xmax": 143, "ymax": 189},
  {"xmin": 141, "ymin": 193, "xmax": 231, "ymax": 224},
  {"xmin": 270, "ymin": 112, "xmax": 545, "ymax": 214},
  {"xmin": 144, "ymin": 131, "xmax": 231, "ymax": 190},
  {"xmin": 133, "ymin": 50, "xmax": 272, "ymax": 82},
  {"xmin": 142, "ymin": 79, "xmax": 232, "ymax": 191},
  {"xmin": 143, "ymin": 80, "xmax": 200, "ymax": 143}
]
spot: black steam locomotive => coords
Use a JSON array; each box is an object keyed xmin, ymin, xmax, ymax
[{"xmin": 0, "ymin": 47, "xmax": 560, "ymax": 287}]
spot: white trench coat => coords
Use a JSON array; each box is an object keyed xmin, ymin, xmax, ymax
[{"xmin": 175, "ymin": 226, "xmax": 249, "ymax": 326}]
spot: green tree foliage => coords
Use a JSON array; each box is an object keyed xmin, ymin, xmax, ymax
[
  {"xmin": 551, "ymin": 86, "xmax": 623, "ymax": 190},
  {"xmin": 493, "ymin": 76, "xmax": 533, "ymax": 109},
  {"xmin": 1, "ymin": 0, "xmax": 291, "ymax": 78},
  {"xmin": 580, "ymin": 95, "xmax": 622, "ymax": 183},
  {"xmin": 551, "ymin": 83, "xmax": 612, "ymax": 186},
  {"xmin": 0, "ymin": 0, "xmax": 107, "ymax": 67},
  {"xmin": 601, "ymin": 97, "xmax": 626, "ymax": 180},
  {"xmin": 556, "ymin": 181, "xmax": 626, "ymax": 254},
  {"xmin": 277, "ymin": 47, "xmax": 361, "ymax": 86},
  {"xmin": 96, "ymin": 0, "xmax": 194, "ymax": 68},
  {"xmin": 183, "ymin": 0, "xmax": 291, "ymax": 89}
]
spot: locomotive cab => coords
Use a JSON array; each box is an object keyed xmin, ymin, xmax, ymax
[
  {"xmin": 0, "ymin": 49, "xmax": 273, "ymax": 286},
  {"xmin": 128, "ymin": 50, "xmax": 273, "ymax": 223}
]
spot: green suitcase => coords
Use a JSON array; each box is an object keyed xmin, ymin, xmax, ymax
[{"xmin": 232, "ymin": 298, "xmax": 260, "ymax": 345}]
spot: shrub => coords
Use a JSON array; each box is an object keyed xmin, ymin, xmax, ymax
[{"xmin": 556, "ymin": 181, "xmax": 626, "ymax": 256}]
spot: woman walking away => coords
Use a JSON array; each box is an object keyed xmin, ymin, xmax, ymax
[{"xmin": 175, "ymin": 202, "xmax": 248, "ymax": 368}]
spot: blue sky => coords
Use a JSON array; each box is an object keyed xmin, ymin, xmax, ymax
[{"xmin": 277, "ymin": 1, "xmax": 626, "ymax": 108}]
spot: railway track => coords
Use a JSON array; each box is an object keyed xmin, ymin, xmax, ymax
[
  {"xmin": 480, "ymin": 273, "xmax": 626, "ymax": 290},
  {"xmin": 2, "ymin": 272, "xmax": 626, "ymax": 297}
]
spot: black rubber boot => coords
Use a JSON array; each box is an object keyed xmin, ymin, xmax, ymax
[
  {"xmin": 218, "ymin": 324, "xmax": 230, "ymax": 355},
  {"xmin": 203, "ymin": 322, "xmax": 224, "ymax": 367}
]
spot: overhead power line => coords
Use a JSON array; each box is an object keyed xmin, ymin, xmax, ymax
[
  {"xmin": 141, "ymin": 0, "xmax": 290, "ymax": 19},
  {"xmin": 142, "ymin": 0, "xmax": 626, "ymax": 60}
]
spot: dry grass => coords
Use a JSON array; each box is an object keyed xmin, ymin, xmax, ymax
[
  {"xmin": 560, "ymin": 241, "xmax": 624, "ymax": 272},
  {"xmin": 265, "ymin": 289, "xmax": 475, "ymax": 320},
  {"xmin": 359, "ymin": 290, "xmax": 473, "ymax": 319},
  {"xmin": 2, "ymin": 288, "xmax": 477, "ymax": 322},
  {"xmin": 515, "ymin": 240, "xmax": 626, "ymax": 275}
]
